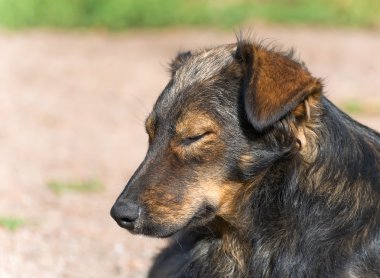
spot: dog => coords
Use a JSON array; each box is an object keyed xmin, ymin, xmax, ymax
[{"xmin": 111, "ymin": 38, "xmax": 380, "ymax": 277}]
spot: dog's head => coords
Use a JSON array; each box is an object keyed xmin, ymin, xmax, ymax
[{"xmin": 111, "ymin": 40, "xmax": 322, "ymax": 237}]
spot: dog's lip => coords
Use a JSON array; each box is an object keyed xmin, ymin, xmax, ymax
[
  {"xmin": 131, "ymin": 205, "xmax": 217, "ymax": 238},
  {"xmin": 161, "ymin": 204, "xmax": 216, "ymax": 237}
]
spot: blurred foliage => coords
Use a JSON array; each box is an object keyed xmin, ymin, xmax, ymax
[
  {"xmin": 0, "ymin": 0, "xmax": 379, "ymax": 30},
  {"xmin": 47, "ymin": 179, "xmax": 104, "ymax": 195},
  {"xmin": 341, "ymin": 100, "xmax": 380, "ymax": 115},
  {"xmin": 0, "ymin": 216, "xmax": 25, "ymax": 231}
]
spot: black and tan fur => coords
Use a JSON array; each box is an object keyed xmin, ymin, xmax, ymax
[{"xmin": 111, "ymin": 38, "xmax": 380, "ymax": 278}]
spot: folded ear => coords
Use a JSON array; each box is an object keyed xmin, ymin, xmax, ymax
[{"xmin": 236, "ymin": 41, "xmax": 322, "ymax": 131}]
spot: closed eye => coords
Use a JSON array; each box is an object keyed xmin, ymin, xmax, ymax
[{"xmin": 182, "ymin": 132, "xmax": 212, "ymax": 146}]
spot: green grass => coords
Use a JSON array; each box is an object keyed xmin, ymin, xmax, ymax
[
  {"xmin": 341, "ymin": 100, "xmax": 380, "ymax": 115},
  {"xmin": 0, "ymin": 216, "xmax": 25, "ymax": 231},
  {"xmin": 47, "ymin": 179, "xmax": 104, "ymax": 195},
  {"xmin": 0, "ymin": 0, "xmax": 379, "ymax": 30}
]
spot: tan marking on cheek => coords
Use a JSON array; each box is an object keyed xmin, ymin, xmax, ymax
[
  {"xmin": 139, "ymin": 171, "xmax": 244, "ymax": 227},
  {"xmin": 140, "ymin": 185, "xmax": 203, "ymax": 225},
  {"xmin": 197, "ymin": 180, "xmax": 244, "ymax": 220}
]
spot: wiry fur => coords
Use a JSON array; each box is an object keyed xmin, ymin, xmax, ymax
[
  {"xmin": 111, "ymin": 38, "xmax": 380, "ymax": 278},
  {"xmin": 149, "ymin": 98, "xmax": 380, "ymax": 278}
]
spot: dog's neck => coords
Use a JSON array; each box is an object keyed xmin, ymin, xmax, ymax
[{"xmin": 183, "ymin": 218, "xmax": 251, "ymax": 277}]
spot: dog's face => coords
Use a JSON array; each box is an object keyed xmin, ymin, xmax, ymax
[{"xmin": 111, "ymin": 41, "xmax": 322, "ymax": 237}]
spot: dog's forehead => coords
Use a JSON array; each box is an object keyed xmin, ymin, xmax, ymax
[
  {"xmin": 173, "ymin": 44, "xmax": 236, "ymax": 88},
  {"xmin": 154, "ymin": 44, "xmax": 237, "ymax": 118}
]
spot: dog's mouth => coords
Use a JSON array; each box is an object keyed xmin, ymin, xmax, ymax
[
  {"xmin": 129, "ymin": 204, "xmax": 217, "ymax": 238},
  {"xmin": 187, "ymin": 204, "xmax": 216, "ymax": 227}
]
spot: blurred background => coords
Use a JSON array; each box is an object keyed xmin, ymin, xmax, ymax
[{"xmin": 0, "ymin": 0, "xmax": 379, "ymax": 277}]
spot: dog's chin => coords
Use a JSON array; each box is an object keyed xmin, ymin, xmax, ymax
[{"xmin": 128, "ymin": 205, "xmax": 217, "ymax": 238}]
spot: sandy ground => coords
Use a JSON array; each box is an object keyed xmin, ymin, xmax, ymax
[{"xmin": 0, "ymin": 26, "xmax": 380, "ymax": 277}]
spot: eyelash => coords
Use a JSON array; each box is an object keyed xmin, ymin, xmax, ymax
[{"xmin": 182, "ymin": 132, "xmax": 211, "ymax": 146}]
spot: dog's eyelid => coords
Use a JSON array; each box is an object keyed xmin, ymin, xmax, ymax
[
  {"xmin": 182, "ymin": 131, "xmax": 213, "ymax": 145},
  {"xmin": 188, "ymin": 131, "xmax": 211, "ymax": 140}
]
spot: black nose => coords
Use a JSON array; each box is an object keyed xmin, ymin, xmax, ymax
[{"xmin": 110, "ymin": 202, "xmax": 140, "ymax": 230}]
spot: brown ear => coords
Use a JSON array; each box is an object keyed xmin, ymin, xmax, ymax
[{"xmin": 237, "ymin": 41, "xmax": 322, "ymax": 131}]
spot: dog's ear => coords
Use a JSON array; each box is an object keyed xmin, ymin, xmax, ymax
[
  {"xmin": 170, "ymin": 51, "xmax": 192, "ymax": 76},
  {"xmin": 236, "ymin": 41, "xmax": 322, "ymax": 131}
]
